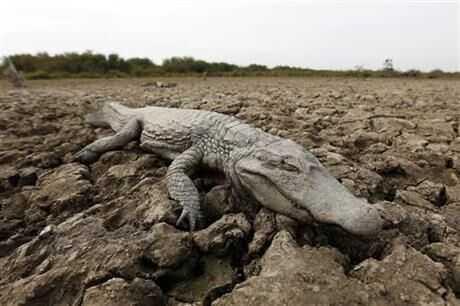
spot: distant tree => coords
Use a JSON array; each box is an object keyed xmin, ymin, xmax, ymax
[
  {"xmin": 246, "ymin": 64, "xmax": 268, "ymax": 71},
  {"xmin": 273, "ymin": 65, "xmax": 292, "ymax": 70},
  {"xmin": 383, "ymin": 58, "xmax": 394, "ymax": 71},
  {"xmin": 428, "ymin": 69, "xmax": 444, "ymax": 79},
  {"xmin": 126, "ymin": 57, "xmax": 155, "ymax": 69},
  {"xmin": 209, "ymin": 62, "xmax": 238, "ymax": 73},
  {"xmin": 107, "ymin": 53, "xmax": 123, "ymax": 71},
  {"xmin": 163, "ymin": 56, "xmax": 193, "ymax": 73},
  {"xmin": 403, "ymin": 69, "xmax": 421, "ymax": 77},
  {"xmin": 162, "ymin": 56, "xmax": 214, "ymax": 74},
  {"xmin": 4, "ymin": 51, "xmax": 454, "ymax": 79},
  {"xmin": 126, "ymin": 57, "xmax": 156, "ymax": 76}
]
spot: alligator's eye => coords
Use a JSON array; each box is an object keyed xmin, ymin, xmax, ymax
[
  {"xmin": 279, "ymin": 160, "xmax": 299, "ymax": 172},
  {"xmin": 254, "ymin": 151, "xmax": 269, "ymax": 162},
  {"xmin": 263, "ymin": 156, "xmax": 281, "ymax": 168},
  {"xmin": 255, "ymin": 152, "xmax": 267, "ymax": 161}
]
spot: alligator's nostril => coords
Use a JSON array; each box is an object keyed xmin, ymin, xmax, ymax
[{"xmin": 343, "ymin": 206, "xmax": 384, "ymax": 237}]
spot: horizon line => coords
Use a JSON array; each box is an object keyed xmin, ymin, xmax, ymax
[{"xmin": 2, "ymin": 50, "xmax": 458, "ymax": 73}]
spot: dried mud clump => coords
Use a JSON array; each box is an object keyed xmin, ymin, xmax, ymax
[{"xmin": 1, "ymin": 78, "xmax": 460, "ymax": 305}]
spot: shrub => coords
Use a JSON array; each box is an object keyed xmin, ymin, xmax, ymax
[
  {"xmin": 427, "ymin": 69, "xmax": 444, "ymax": 79},
  {"xmin": 26, "ymin": 70, "xmax": 53, "ymax": 79},
  {"xmin": 403, "ymin": 69, "xmax": 422, "ymax": 77},
  {"xmin": 3, "ymin": 52, "xmax": 458, "ymax": 79}
]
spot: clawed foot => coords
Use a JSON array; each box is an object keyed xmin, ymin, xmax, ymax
[
  {"xmin": 74, "ymin": 148, "xmax": 100, "ymax": 164},
  {"xmin": 176, "ymin": 208, "xmax": 203, "ymax": 232}
]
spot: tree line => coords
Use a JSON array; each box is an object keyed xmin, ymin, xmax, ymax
[{"xmin": 1, "ymin": 51, "xmax": 457, "ymax": 79}]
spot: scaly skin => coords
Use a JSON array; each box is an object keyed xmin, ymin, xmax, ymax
[{"xmin": 76, "ymin": 102, "xmax": 383, "ymax": 235}]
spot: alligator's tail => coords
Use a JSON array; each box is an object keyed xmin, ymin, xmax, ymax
[
  {"xmin": 85, "ymin": 109, "xmax": 110, "ymax": 128},
  {"xmin": 85, "ymin": 102, "xmax": 137, "ymax": 131}
]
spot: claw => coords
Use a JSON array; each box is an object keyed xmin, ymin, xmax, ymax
[
  {"xmin": 176, "ymin": 208, "xmax": 202, "ymax": 232},
  {"xmin": 74, "ymin": 148, "xmax": 99, "ymax": 164},
  {"xmin": 176, "ymin": 210, "xmax": 189, "ymax": 227}
]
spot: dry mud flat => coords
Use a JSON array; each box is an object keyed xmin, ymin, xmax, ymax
[{"xmin": 1, "ymin": 77, "xmax": 460, "ymax": 306}]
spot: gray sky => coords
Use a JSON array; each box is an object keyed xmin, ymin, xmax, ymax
[{"xmin": 1, "ymin": 0, "xmax": 459, "ymax": 71}]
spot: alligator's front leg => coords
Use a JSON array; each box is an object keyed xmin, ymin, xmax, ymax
[
  {"xmin": 75, "ymin": 118, "xmax": 141, "ymax": 164},
  {"xmin": 166, "ymin": 146, "xmax": 204, "ymax": 231}
]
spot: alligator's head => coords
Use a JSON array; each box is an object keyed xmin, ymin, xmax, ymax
[{"xmin": 234, "ymin": 139, "xmax": 383, "ymax": 236}]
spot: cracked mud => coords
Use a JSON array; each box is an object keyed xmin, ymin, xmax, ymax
[{"xmin": 1, "ymin": 77, "xmax": 460, "ymax": 306}]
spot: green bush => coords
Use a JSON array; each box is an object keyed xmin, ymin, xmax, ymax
[
  {"xmin": 26, "ymin": 70, "xmax": 53, "ymax": 79},
  {"xmin": 4, "ymin": 52, "xmax": 457, "ymax": 79},
  {"xmin": 403, "ymin": 70, "xmax": 422, "ymax": 77},
  {"xmin": 427, "ymin": 69, "xmax": 444, "ymax": 79}
]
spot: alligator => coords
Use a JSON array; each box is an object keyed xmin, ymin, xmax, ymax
[{"xmin": 76, "ymin": 102, "xmax": 383, "ymax": 235}]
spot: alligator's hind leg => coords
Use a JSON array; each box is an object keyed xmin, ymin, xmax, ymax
[
  {"xmin": 75, "ymin": 118, "xmax": 141, "ymax": 164},
  {"xmin": 166, "ymin": 146, "xmax": 204, "ymax": 231}
]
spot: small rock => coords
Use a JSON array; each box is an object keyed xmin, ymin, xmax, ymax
[
  {"xmin": 82, "ymin": 277, "xmax": 165, "ymax": 306},
  {"xmin": 39, "ymin": 225, "xmax": 55, "ymax": 239},
  {"xmin": 372, "ymin": 117, "xmax": 417, "ymax": 133},
  {"xmin": 168, "ymin": 255, "xmax": 235, "ymax": 303},
  {"xmin": 394, "ymin": 133, "xmax": 428, "ymax": 151},
  {"xmin": 351, "ymin": 243, "xmax": 448, "ymax": 306},
  {"xmin": 418, "ymin": 119, "xmax": 456, "ymax": 143},
  {"xmin": 453, "ymin": 257, "xmax": 460, "ymax": 295},
  {"xmin": 294, "ymin": 108, "xmax": 310, "ymax": 119},
  {"xmin": 407, "ymin": 180, "xmax": 447, "ymax": 207},
  {"xmin": 347, "ymin": 131, "xmax": 387, "ymax": 148},
  {"xmin": 422, "ymin": 242, "xmax": 460, "ymax": 294},
  {"xmin": 426, "ymin": 143, "xmax": 449, "ymax": 153},
  {"xmin": 446, "ymin": 185, "xmax": 460, "ymax": 204},
  {"xmin": 106, "ymin": 164, "xmax": 137, "ymax": 179},
  {"xmin": 360, "ymin": 94, "xmax": 375, "ymax": 102},
  {"xmin": 325, "ymin": 152, "xmax": 347, "ymax": 165},
  {"xmin": 0, "ymin": 150, "xmax": 23, "ymax": 164},
  {"xmin": 18, "ymin": 167, "xmax": 39, "ymax": 186},
  {"xmin": 21, "ymin": 152, "xmax": 62, "ymax": 168},
  {"xmin": 373, "ymin": 156, "xmax": 423, "ymax": 178},
  {"xmin": 29, "ymin": 163, "xmax": 93, "ymax": 215},
  {"xmin": 248, "ymin": 208, "xmax": 276, "ymax": 258},
  {"xmin": 450, "ymin": 137, "xmax": 460, "ymax": 153},
  {"xmin": 193, "ymin": 214, "xmax": 251, "ymax": 255},
  {"xmin": 275, "ymin": 214, "xmax": 299, "ymax": 237},
  {"xmin": 214, "ymin": 231, "xmax": 377, "ymax": 306},
  {"xmin": 144, "ymin": 223, "xmax": 194, "ymax": 268},
  {"xmin": 423, "ymin": 242, "xmax": 459, "ymax": 263},
  {"xmin": 0, "ymin": 165, "xmax": 19, "ymax": 192},
  {"xmin": 142, "ymin": 195, "xmax": 180, "ymax": 228},
  {"xmin": 203, "ymin": 185, "xmax": 234, "ymax": 222},
  {"xmin": 395, "ymin": 190, "xmax": 436, "ymax": 210}
]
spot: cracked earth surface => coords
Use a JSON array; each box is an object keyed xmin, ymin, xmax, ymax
[{"xmin": 1, "ymin": 77, "xmax": 460, "ymax": 305}]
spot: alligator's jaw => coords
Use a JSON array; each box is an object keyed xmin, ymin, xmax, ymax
[{"xmin": 238, "ymin": 171, "xmax": 315, "ymax": 224}]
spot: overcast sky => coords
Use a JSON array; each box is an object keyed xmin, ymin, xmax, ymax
[{"xmin": 1, "ymin": 0, "xmax": 459, "ymax": 71}]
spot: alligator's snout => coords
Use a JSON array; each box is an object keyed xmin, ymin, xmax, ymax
[
  {"xmin": 333, "ymin": 203, "xmax": 383, "ymax": 236},
  {"xmin": 298, "ymin": 176, "xmax": 384, "ymax": 237}
]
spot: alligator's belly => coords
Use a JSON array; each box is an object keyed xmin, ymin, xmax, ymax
[{"xmin": 139, "ymin": 130, "xmax": 190, "ymax": 160}]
